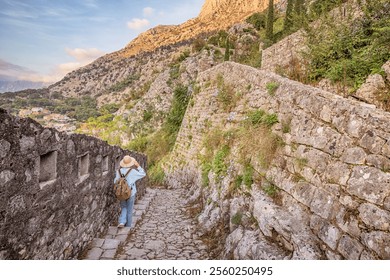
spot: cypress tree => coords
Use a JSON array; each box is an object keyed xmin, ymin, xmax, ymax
[
  {"xmin": 284, "ymin": 0, "xmax": 295, "ymax": 32},
  {"xmin": 294, "ymin": 0, "xmax": 306, "ymax": 28},
  {"xmin": 266, "ymin": 0, "xmax": 274, "ymax": 40},
  {"xmin": 224, "ymin": 37, "xmax": 230, "ymax": 61}
]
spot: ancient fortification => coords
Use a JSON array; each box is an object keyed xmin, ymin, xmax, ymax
[
  {"xmin": 0, "ymin": 108, "xmax": 147, "ymax": 259},
  {"xmin": 166, "ymin": 62, "xmax": 390, "ymax": 259}
]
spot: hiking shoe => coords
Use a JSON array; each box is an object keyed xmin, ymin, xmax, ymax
[{"xmin": 117, "ymin": 223, "xmax": 125, "ymax": 228}]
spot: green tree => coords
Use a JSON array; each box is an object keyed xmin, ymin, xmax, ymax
[
  {"xmin": 284, "ymin": 0, "xmax": 295, "ymax": 32},
  {"xmin": 266, "ymin": 0, "xmax": 274, "ymax": 40},
  {"xmin": 224, "ymin": 36, "xmax": 230, "ymax": 61}
]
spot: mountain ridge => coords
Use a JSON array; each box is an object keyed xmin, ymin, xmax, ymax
[{"xmin": 111, "ymin": 0, "xmax": 278, "ymax": 58}]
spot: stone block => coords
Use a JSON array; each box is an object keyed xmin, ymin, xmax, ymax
[
  {"xmin": 358, "ymin": 203, "xmax": 390, "ymax": 231},
  {"xmin": 20, "ymin": 136, "xmax": 35, "ymax": 154},
  {"xmin": 337, "ymin": 235, "xmax": 364, "ymax": 260},
  {"xmin": 347, "ymin": 166, "xmax": 390, "ymax": 204},
  {"xmin": 290, "ymin": 182, "xmax": 316, "ymax": 208},
  {"xmin": 91, "ymin": 238, "xmax": 104, "ymax": 248},
  {"xmin": 335, "ymin": 207, "xmax": 361, "ymax": 238},
  {"xmin": 360, "ymin": 250, "xmax": 379, "ymax": 260},
  {"xmin": 0, "ymin": 139, "xmax": 10, "ymax": 158},
  {"xmin": 341, "ymin": 147, "xmax": 367, "ymax": 165},
  {"xmin": 117, "ymin": 227, "xmax": 131, "ymax": 236},
  {"xmin": 361, "ymin": 231, "xmax": 390, "ymax": 259},
  {"xmin": 85, "ymin": 248, "xmax": 103, "ymax": 260},
  {"xmin": 0, "ymin": 170, "xmax": 15, "ymax": 186},
  {"xmin": 101, "ymin": 239, "xmax": 120, "ymax": 250},
  {"xmin": 310, "ymin": 188, "xmax": 338, "ymax": 220},
  {"xmin": 323, "ymin": 161, "xmax": 351, "ymax": 186},
  {"xmin": 115, "ymin": 235, "xmax": 128, "ymax": 243},
  {"xmin": 101, "ymin": 249, "xmax": 117, "ymax": 259},
  {"xmin": 366, "ymin": 154, "xmax": 390, "ymax": 170},
  {"xmin": 359, "ymin": 130, "xmax": 386, "ymax": 154},
  {"xmin": 107, "ymin": 226, "xmax": 117, "ymax": 236},
  {"xmin": 310, "ymin": 215, "xmax": 341, "ymax": 250}
]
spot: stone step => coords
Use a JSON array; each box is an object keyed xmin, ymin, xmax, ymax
[{"xmin": 82, "ymin": 187, "xmax": 156, "ymax": 260}]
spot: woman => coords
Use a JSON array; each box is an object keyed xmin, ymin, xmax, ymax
[{"xmin": 114, "ymin": 155, "xmax": 146, "ymax": 228}]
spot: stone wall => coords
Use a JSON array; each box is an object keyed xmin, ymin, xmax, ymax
[
  {"xmin": 0, "ymin": 108, "xmax": 147, "ymax": 259},
  {"xmin": 165, "ymin": 62, "xmax": 390, "ymax": 259}
]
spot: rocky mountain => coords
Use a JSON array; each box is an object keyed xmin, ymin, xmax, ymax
[
  {"xmin": 115, "ymin": 0, "xmax": 278, "ymax": 58},
  {"xmin": 48, "ymin": 0, "xmax": 279, "ymax": 98},
  {"xmin": 0, "ymin": 79, "xmax": 48, "ymax": 93}
]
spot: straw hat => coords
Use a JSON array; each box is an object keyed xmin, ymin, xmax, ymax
[{"xmin": 120, "ymin": 155, "xmax": 137, "ymax": 168}]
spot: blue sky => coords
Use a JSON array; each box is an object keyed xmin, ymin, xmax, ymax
[{"xmin": 0, "ymin": 0, "xmax": 204, "ymax": 83}]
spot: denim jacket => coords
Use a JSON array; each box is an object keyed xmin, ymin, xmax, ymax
[{"xmin": 114, "ymin": 166, "xmax": 146, "ymax": 197}]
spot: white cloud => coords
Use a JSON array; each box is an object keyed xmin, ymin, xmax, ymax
[
  {"xmin": 127, "ymin": 18, "xmax": 150, "ymax": 30},
  {"xmin": 65, "ymin": 48, "xmax": 105, "ymax": 63},
  {"xmin": 143, "ymin": 7, "xmax": 155, "ymax": 17}
]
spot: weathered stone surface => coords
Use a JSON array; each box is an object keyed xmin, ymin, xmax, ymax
[
  {"xmin": 337, "ymin": 235, "xmax": 364, "ymax": 260},
  {"xmin": 382, "ymin": 60, "xmax": 390, "ymax": 82},
  {"xmin": 366, "ymin": 154, "xmax": 390, "ymax": 171},
  {"xmin": 0, "ymin": 139, "xmax": 11, "ymax": 158},
  {"xmin": 102, "ymin": 239, "xmax": 121, "ymax": 250},
  {"xmin": 118, "ymin": 188, "xmax": 209, "ymax": 260},
  {"xmin": 359, "ymin": 130, "xmax": 386, "ymax": 154},
  {"xmin": 323, "ymin": 161, "xmax": 351, "ymax": 186},
  {"xmin": 341, "ymin": 147, "xmax": 366, "ymax": 165},
  {"xmin": 310, "ymin": 189, "xmax": 339, "ymax": 220},
  {"xmin": 101, "ymin": 249, "xmax": 116, "ymax": 259},
  {"xmin": 358, "ymin": 203, "xmax": 390, "ymax": 231},
  {"xmin": 354, "ymin": 74, "xmax": 386, "ymax": 108},
  {"xmin": 0, "ymin": 109, "xmax": 147, "ymax": 260},
  {"xmin": 310, "ymin": 215, "xmax": 341, "ymax": 250},
  {"xmin": 91, "ymin": 238, "xmax": 104, "ymax": 248},
  {"xmin": 347, "ymin": 166, "xmax": 390, "ymax": 204},
  {"xmin": 0, "ymin": 170, "xmax": 15, "ymax": 186},
  {"xmin": 361, "ymin": 231, "xmax": 390, "ymax": 260},
  {"xmin": 85, "ymin": 248, "xmax": 103, "ymax": 260},
  {"xmin": 225, "ymin": 227, "xmax": 290, "ymax": 260}
]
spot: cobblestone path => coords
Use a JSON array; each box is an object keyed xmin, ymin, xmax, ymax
[{"xmin": 116, "ymin": 187, "xmax": 210, "ymax": 260}]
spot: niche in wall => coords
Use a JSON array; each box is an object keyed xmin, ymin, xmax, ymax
[
  {"xmin": 102, "ymin": 155, "xmax": 109, "ymax": 174},
  {"xmin": 78, "ymin": 153, "xmax": 90, "ymax": 179},
  {"xmin": 39, "ymin": 151, "xmax": 57, "ymax": 184}
]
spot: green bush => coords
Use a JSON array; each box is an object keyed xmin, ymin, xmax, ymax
[
  {"xmin": 212, "ymin": 145, "xmax": 230, "ymax": 182},
  {"xmin": 148, "ymin": 164, "xmax": 165, "ymax": 186},
  {"xmin": 243, "ymin": 164, "xmax": 254, "ymax": 189},
  {"xmin": 262, "ymin": 181, "xmax": 279, "ymax": 197},
  {"xmin": 266, "ymin": 81, "xmax": 280, "ymax": 96},
  {"xmin": 246, "ymin": 12, "xmax": 267, "ymax": 30},
  {"xmin": 246, "ymin": 110, "xmax": 278, "ymax": 127},
  {"xmin": 306, "ymin": 0, "xmax": 390, "ymax": 92},
  {"xmin": 231, "ymin": 212, "xmax": 243, "ymax": 225}
]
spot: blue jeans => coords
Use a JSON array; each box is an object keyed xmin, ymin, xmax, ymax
[{"xmin": 119, "ymin": 195, "xmax": 135, "ymax": 227}]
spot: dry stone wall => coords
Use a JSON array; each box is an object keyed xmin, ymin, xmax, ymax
[
  {"xmin": 0, "ymin": 108, "xmax": 147, "ymax": 259},
  {"xmin": 166, "ymin": 62, "xmax": 390, "ymax": 259}
]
